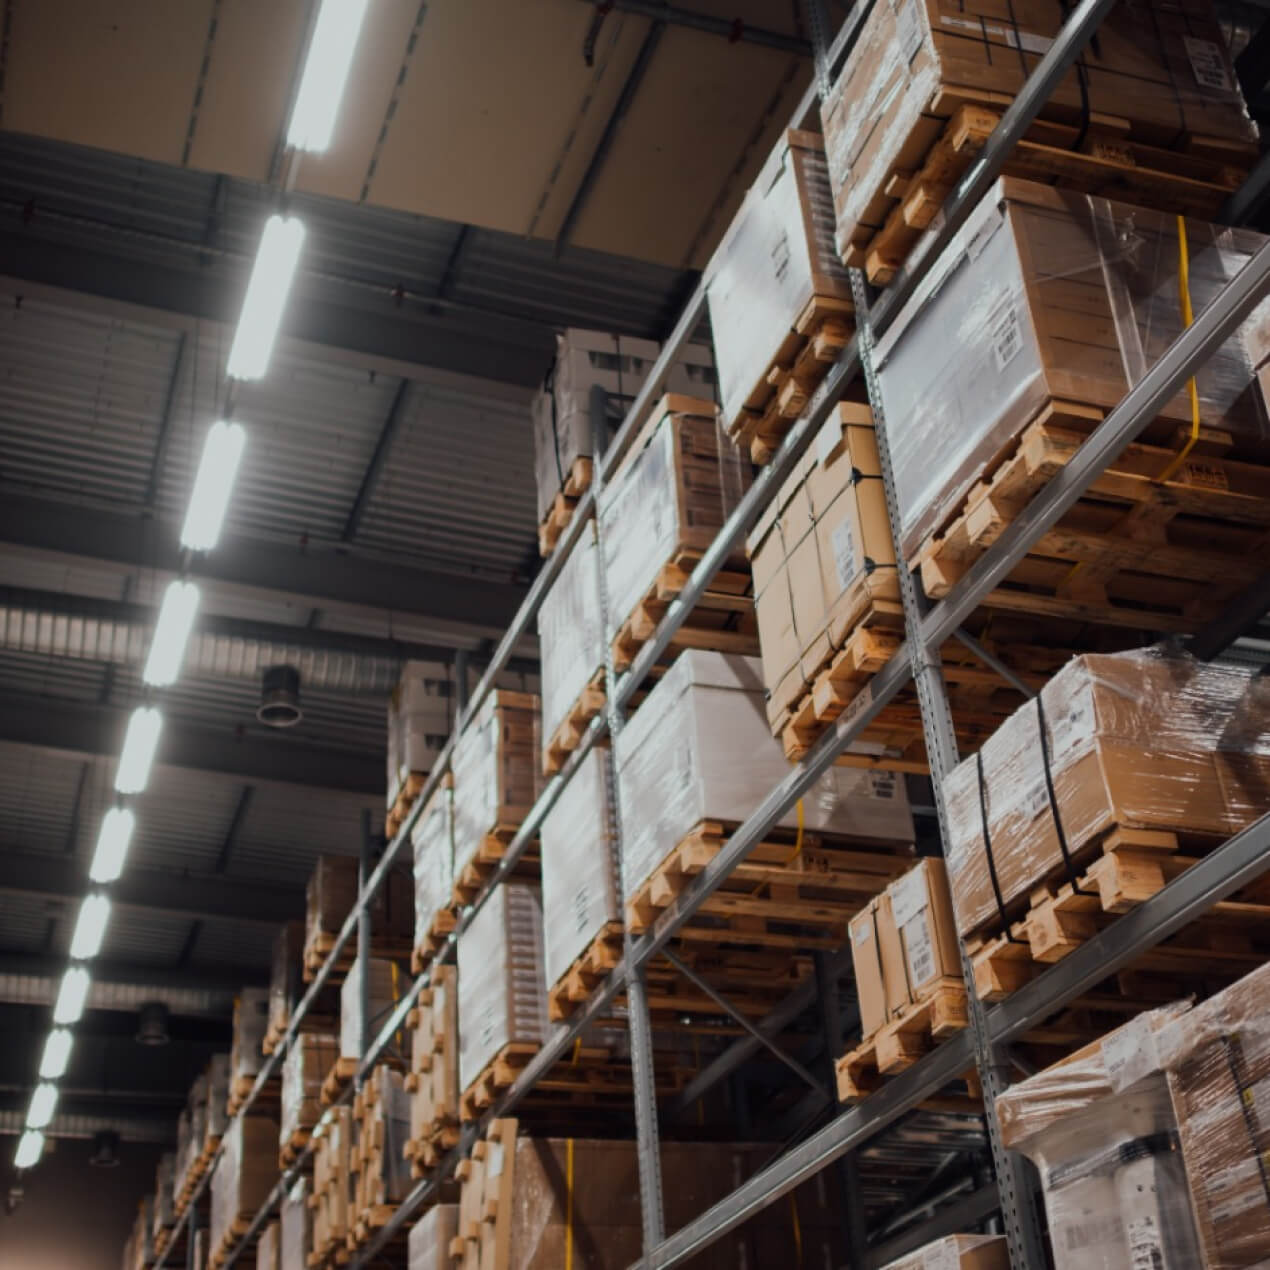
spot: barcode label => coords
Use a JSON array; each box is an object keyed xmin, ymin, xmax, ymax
[
  {"xmin": 991, "ymin": 302, "xmax": 1022, "ymax": 370},
  {"xmin": 832, "ymin": 518, "xmax": 857, "ymax": 590},
  {"xmin": 573, "ymin": 886, "xmax": 590, "ymax": 935},
  {"xmin": 1101, "ymin": 1015, "xmax": 1160, "ymax": 1093},
  {"xmin": 1184, "ymin": 37, "xmax": 1233, "ymax": 92},
  {"xmin": 903, "ymin": 912, "xmax": 937, "ymax": 987},
  {"xmin": 771, "ymin": 230, "xmax": 791, "ymax": 284},
  {"xmin": 1127, "ymin": 1216, "xmax": 1164, "ymax": 1270}
]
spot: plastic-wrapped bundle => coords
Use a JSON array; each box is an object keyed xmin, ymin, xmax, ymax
[
  {"xmin": 539, "ymin": 746, "xmax": 618, "ymax": 993},
  {"xmin": 206, "ymin": 1053, "xmax": 231, "ymax": 1145},
  {"xmin": 880, "ymin": 1235, "xmax": 1008, "ymax": 1269},
  {"xmin": 278, "ymin": 1177, "xmax": 311, "ymax": 1270},
  {"xmin": 387, "ymin": 660, "xmax": 447, "ymax": 810},
  {"xmin": 127, "ymin": 1195, "xmax": 154, "ymax": 1270},
  {"xmin": 279, "ymin": 1033, "xmax": 337, "ymax": 1148},
  {"xmin": 615, "ymin": 651, "xmax": 914, "ymax": 904},
  {"xmin": 352, "ymin": 1066, "xmax": 413, "ymax": 1212},
  {"xmin": 191, "ymin": 1228, "xmax": 208, "ymax": 1270},
  {"xmin": 339, "ymin": 956, "xmax": 401, "ymax": 1061},
  {"xmin": 451, "ymin": 690, "xmax": 540, "ymax": 881},
  {"xmin": 406, "ymin": 966, "xmax": 459, "ymax": 1152},
  {"xmin": 537, "ymin": 518, "xmax": 604, "ymax": 756},
  {"xmin": 209, "ymin": 1115, "xmax": 279, "ymax": 1259},
  {"xmin": 704, "ymin": 129, "xmax": 852, "ymax": 436},
  {"xmin": 151, "ymin": 1152, "xmax": 176, "ymax": 1238},
  {"xmin": 872, "ymin": 178, "xmax": 1270, "ymax": 559},
  {"xmin": 230, "ymin": 987, "xmax": 269, "ymax": 1089},
  {"xmin": 531, "ymin": 327, "xmax": 714, "ymax": 524},
  {"xmin": 304, "ymin": 855, "xmax": 414, "ymax": 969},
  {"xmin": 311, "ymin": 1106, "xmax": 352, "ymax": 1261},
  {"xmin": 407, "ymin": 1204, "xmax": 458, "ymax": 1270},
  {"xmin": 820, "ymin": 0, "xmax": 1257, "ymax": 271},
  {"xmin": 175, "ymin": 1071, "xmax": 207, "ymax": 1198},
  {"xmin": 456, "ymin": 883, "xmax": 548, "ymax": 1091},
  {"xmin": 255, "ymin": 1220, "xmax": 279, "ymax": 1270},
  {"xmin": 411, "ymin": 785, "xmax": 454, "ymax": 961},
  {"xmin": 267, "ymin": 922, "xmax": 303, "ymax": 1051},
  {"xmin": 944, "ymin": 647, "xmax": 1270, "ymax": 938},
  {"xmin": 599, "ymin": 400, "xmax": 750, "ymax": 649}
]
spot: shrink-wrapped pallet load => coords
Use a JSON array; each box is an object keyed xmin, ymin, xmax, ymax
[
  {"xmin": 407, "ymin": 1203, "xmax": 458, "ymax": 1270},
  {"xmin": 944, "ymin": 647, "xmax": 1270, "ymax": 940},
  {"xmin": 411, "ymin": 783, "xmax": 455, "ymax": 969},
  {"xmin": 339, "ymin": 956, "xmax": 401, "ymax": 1062},
  {"xmin": 279, "ymin": 1032, "xmax": 337, "ymax": 1156},
  {"xmin": 303, "ymin": 853, "xmax": 413, "ymax": 976},
  {"xmin": 151, "ymin": 1152, "xmax": 176, "ymax": 1241},
  {"xmin": 278, "ymin": 1177, "xmax": 311, "ymax": 1270},
  {"xmin": 229, "ymin": 988, "xmax": 269, "ymax": 1104},
  {"xmin": 254, "ymin": 1220, "xmax": 279, "ymax": 1270},
  {"xmin": 209, "ymin": 1116, "xmax": 279, "ymax": 1262},
  {"xmin": 174, "ymin": 1070, "xmax": 208, "ymax": 1201},
  {"xmin": 386, "ymin": 661, "xmax": 447, "ymax": 824},
  {"xmin": 881, "ymin": 1235, "xmax": 1009, "ymax": 1270},
  {"xmin": 351, "ymin": 1066, "xmax": 413, "ymax": 1217},
  {"xmin": 206, "ymin": 1052, "xmax": 231, "ymax": 1148}
]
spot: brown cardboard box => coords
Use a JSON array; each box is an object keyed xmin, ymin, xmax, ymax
[{"xmin": 881, "ymin": 1233, "xmax": 1009, "ymax": 1270}]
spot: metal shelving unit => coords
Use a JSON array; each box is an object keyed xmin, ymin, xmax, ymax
[{"xmin": 156, "ymin": 2, "xmax": 1270, "ymax": 1266}]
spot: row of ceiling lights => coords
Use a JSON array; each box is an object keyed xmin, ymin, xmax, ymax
[{"xmin": 12, "ymin": 0, "xmax": 372, "ymax": 1172}]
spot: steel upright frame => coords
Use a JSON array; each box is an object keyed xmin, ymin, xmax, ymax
[{"xmin": 153, "ymin": 2, "xmax": 1270, "ymax": 1267}]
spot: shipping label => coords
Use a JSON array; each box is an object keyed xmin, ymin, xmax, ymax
[{"xmin": 1184, "ymin": 37, "xmax": 1233, "ymax": 93}]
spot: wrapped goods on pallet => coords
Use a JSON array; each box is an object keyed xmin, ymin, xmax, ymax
[
  {"xmin": 311, "ymin": 1107, "xmax": 352, "ymax": 1262},
  {"xmin": 192, "ymin": 1229, "xmax": 208, "ymax": 1270},
  {"xmin": 614, "ymin": 650, "xmax": 915, "ymax": 909},
  {"xmin": 821, "ymin": 0, "xmax": 1258, "ymax": 284},
  {"xmin": 537, "ymin": 518, "xmax": 605, "ymax": 773},
  {"xmin": 266, "ymin": 922, "xmax": 302, "ymax": 1054},
  {"xmin": 540, "ymin": 746, "xmax": 619, "ymax": 1003},
  {"xmin": 151, "ymin": 1152, "xmax": 176, "ymax": 1238},
  {"xmin": 405, "ymin": 965, "xmax": 460, "ymax": 1171},
  {"xmin": 531, "ymin": 326, "xmax": 714, "ymax": 528},
  {"xmin": 747, "ymin": 400, "xmax": 900, "ymax": 740},
  {"xmin": 209, "ymin": 1115, "xmax": 279, "ymax": 1260},
  {"xmin": 229, "ymin": 987, "xmax": 269, "ymax": 1106},
  {"xmin": 279, "ymin": 1032, "xmax": 337, "ymax": 1156},
  {"xmin": 456, "ymin": 883, "xmax": 548, "ymax": 1094},
  {"xmin": 303, "ymin": 853, "xmax": 413, "ymax": 977},
  {"xmin": 175, "ymin": 1071, "xmax": 207, "ymax": 1198},
  {"xmin": 411, "ymin": 783, "xmax": 455, "ymax": 970},
  {"xmin": 339, "ymin": 956, "xmax": 403, "ymax": 1061},
  {"xmin": 351, "ymin": 1066, "xmax": 413, "ymax": 1220},
  {"xmin": 407, "ymin": 1203, "xmax": 458, "ymax": 1270},
  {"xmin": 881, "ymin": 1235, "xmax": 1008, "ymax": 1269},
  {"xmin": 599, "ymin": 396, "xmax": 754, "ymax": 672},
  {"xmin": 206, "ymin": 1052, "xmax": 231, "ymax": 1145},
  {"xmin": 704, "ymin": 128, "xmax": 853, "ymax": 456},
  {"xmin": 127, "ymin": 1196, "xmax": 154, "ymax": 1270},
  {"xmin": 386, "ymin": 661, "xmax": 447, "ymax": 820},
  {"xmin": 450, "ymin": 690, "xmax": 540, "ymax": 888},
  {"xmin": 254, "ymin": 1220, "xmax": 279, "ymax": 1270},
  {"xmin": 872, "ymin": 178, "xmax": 1270, "ymax": 612},
  {"xmin": 944, "ymin": 647, "xmax": 1269, "ymax": 943},
  {"xmin": 278, "ymin": 1177, "xmax": 311, "ymax": 1270}
]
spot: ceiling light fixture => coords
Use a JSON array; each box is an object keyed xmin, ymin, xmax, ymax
[
  {"xmin": 225, "ymin": 215, "xmax": 305, "ymax": 381},
  {"xmin": 115, "ymin": 707, "xmax": 162, "ymax": 795},
  {"xmin": 38, "ymin": 1030, "xmax": 73, "ymax": 1081},
  {"xmin": 53, "ymin": 967, "xmax": 91, "ymax": 1025},
  {"xmin": 69, "ymin": 895, "xmax": 112, "ymax": 961},
  {"xmin": 25, "ymin": 1084, "xmax": 58, "ymax": 1131},
  {"xmin": 180, "ymin": 421, "xmax": 247, "ymax": 552},
  {"xmin": 89, "ymin": 808, "xmax": 135, "ymax": 884},
  {"xmin": 13, "ymin": 1131, "xmax": 44, "ymax": 1171},
  {"xmin": 287, "ymin": 0, "xmax": 371, "ymax": 153},
  {"xmin": 143, "ymin": 580, "xmax": 201, "ymax": 686}
]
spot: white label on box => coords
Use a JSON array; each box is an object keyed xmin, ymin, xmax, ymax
[
  {"xmin": 1049, "ymin": 687, "xmax": 1096, "ymax": 764},
  {"xmin": 891, "ymin": 865, "xmax": 927, "ymax": 927},
  {"xmin": 897, "ymin": 0, "xmax": 924, "ymax": 61},
  {"xmin": 852, "ymin": 919, "xmax": 872, "ymax": 946},
  {"xmin": 868, "ymin": 770, "xmax": 898, "ymax": 801},
  {"xmin": 903, "ymin": 912, "xmax": 937, "ymax": 987},
  {"xmin": 816, "ymin": 415, "xmax": 843, "ymax": 465},
  {"xmin": 832, "ymin": 518, "xmax": 857, "ymax": 590},
  {"xmin": 1126, "ymin": 1216, "xmax": 1164, "ymax": 1270},
  {"xmin": 1184, "ymin": 37, "xmax": 1232, "ymax": 92},
  {"xmin": 1101, "ymin": 1015, "xmax": 1161, "ymax": 1093},
  {"xmin": 990, "ymin": 301, "xmax": 1023, "ymax": 371}
]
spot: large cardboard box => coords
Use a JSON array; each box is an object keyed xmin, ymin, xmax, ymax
[
  {"xmin": 338, "ymin": 957, "xmax": 401, "ymax": 1061},
  {"xmin": 210, "ymin": 1115, "xmax": 280, "ymax": 1256},
  {"xmin": 748, "ymin": 401, "xmax": 900, "ymax": 733},
  {"xmin": 279, "ymin": 1033, "xmax": 337, "ymax": 1146},
  {"xmin": 881, "ymin": 1234, "xmax": 1009, "ymax": 1270},
  {"xmin": 614, "ymin": 650, "xmax": 914, "ymax": 906},
  {"xmin": 407, "ymin": 1203, "xmax": 458, "ymax": 1270},
  {"xmin": 411, "ymin": 784, "xmax": 455, "ymax": 960},
  {"xmin": 386, "ymin": 661, "xmax": 448, "ymax": 809},
  {"xmin": 278, "ymin": 1177, "xmax": 310, "ymax": 1270},
  {"xmin": 872, "ymin": 178, "xmax": 1270, "ymax": 558},
  {"xmin": 304, "ymin": 854, "xmax": 414, "ymax": 968},
  {"xmin": 821, "ymin": 0, "xmax": 1257, "ymax": 270},
  {"xmin": 230, "ymin": 987, "xmax": 270, "ymax": 1088},
  {"xmin": 704, "ymin": 128, "xmax": 853, "ymax": 436}
]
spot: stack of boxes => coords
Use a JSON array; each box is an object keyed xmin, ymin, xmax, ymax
[
  {"xmin": 278, "ymin": 1032, "xmax": 337, "ymax": 1165},
  {"xmin": 310, "ymin": 1107, "xmax": 352, "ymax": 1265},
  {"xmin": 404, "ymin": 965, "xmax": 460, "ymax": 1175},
  {"xmin": 228, "ymin": 988, "xmax": 270, "ymax": 1113},
  {"xmin": 209, "ymin": 1116, "xmax": 278, "ymax": 1264},
  {"xmin": 348, "ymin": 1066, "xmax": 413, "ymax": 1237},
  {"xmin": 409, "ymin": 782, "xmax": 456, "ymax": 972},
  {"xmin": 302, "ymin": 854, "xmax": 413, "ymax": 981},
  {"xmin": 385, "ymin": 661, "xmax": 449, "ymax": 837}
]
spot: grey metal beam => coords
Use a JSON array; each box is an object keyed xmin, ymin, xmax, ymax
[
  {"xmin": 215, "ymin": 786, "xmax": 256, "ymax": 875},
  {"xmin": 0, "ymin": 952, "xmax": 265, "ymax": 994},
  {"xmin": 144, "ymin": 330, "xmax": 191, "ymax": 509},
  {"xmin": 0, "ymin": 692, "xmax": 383, "ymax": 794},
  {"xmin": 0, "ymin": 848, "xmax": 302, "ymax": 925},
  {"xmin": 342, "ymin": 380, "xmax": 413, "ymax": 543},
  {"xmin": 575, "ymin": 1, "xmax": 812, "ymax": 55},
  {"xmin": 0, "ymin": 494, "xmax": 527, "ymax": 638}
]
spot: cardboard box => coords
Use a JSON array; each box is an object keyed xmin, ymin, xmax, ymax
[
  {"xmin": 704, "ymin": 128, "xmax": 853, "ymax": 433},
  {"xmin": 411, "ymin": 785, "xmax": 455, "ymax": 957},
  {"xmin": 748, "ymin": 401, "xmax": 900, "ymax": 732},
  {"xmin": 386, "ymin": 661, "xmax": 448, "ymax": 808},
  {"xmin": 407, "ymin": 1204, "xmax": 458, "ymax": 1270},
  {"xmin": 278, "ymin": 1177, "xmax": 310, "ymax": 1270},
  {"xmin": 304, "ymin": 855, "xmax": 414, "ymax": 962},
  {"xmin": 881, "ymin": 1234, "xmax": 1009, "ymax": 1270},
  {"xmin": 871, "ymin": 178, "xmax": 1270, "ymax": 557},
  {"xmin": 230, "ymin": 987, "xmax": 270, "ymax": 1087},
  {"xmin": 210, "ymin": 1115, "xmax": 280, "ymax": 1256},
  {"xmin": 279, "ymin": 1033, "xmax": 337, "ymax": 1145},
  {"xmin": 339, "ymin": 957, "xmax": 401, "ymax": 1061}
]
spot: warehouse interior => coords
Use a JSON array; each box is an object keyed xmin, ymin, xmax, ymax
[{"xmin": 3, "ymin": 1, "xmax": 1270, "ymax": 1268}]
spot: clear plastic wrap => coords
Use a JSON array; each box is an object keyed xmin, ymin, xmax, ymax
[
  {"xmin": 598, "ymin": 402, "xmax": 750, "ymax": 647},
  {"xmin": 175, "ymin": 1070, "xmax": 207, "ymax": 1198},
  {"xmin": 279, "ymin": 1032, "xmax": 337, "ymax": 1146},
  {"xmin": 352, "ymin": 1066, "xmax": 413, "ymax": 1210},
  {"xmin": 267, "ymin": 921, "xmax": 303, "ymax": 1051},
  {"xmin": 407, "ymin": 1204, "xmax": 458, "ymax": 1270},
  {"xmin": 540, "ymin": 745, "xmax": 619, "ymax": 991},
  {"xmin": 880, "ymin": 1234, "xmax": 1008, "ymax": 1270},
  {"xmin": 339, "ymin": 957, "xmax": 401, "ymax": 1061},
  {"xmin": 278, "ymin": 1177, "xmax": 311, "ymax": 1270},
  {"xmin": 872, "ymin": 177, "xmax": 1270, "ymax": 558},
  {"xmin": 747, "ymin": 401, "xmax": 899, "ymax": 731},
  {"xmin": 255, "ymin": 1220, "xmax": 279, "ymax": 1270},
  {"xmin": 537, "ymin": 517, "xmax": 604, "ymax": 749},
  {"xmin": 230, "ymin": 987, "xmax": 269, "ymax": 1087},
  {"xmin": 151, "ymin": 1151, "xmax": 176, "ymax": 1236},
  {"xmin": 411, "ymin": 784, "xmax": 454, "ymax": 956},
  {"xmin": 614, "ymin": 650, "xmax": 914, "ymax": 904},
  {"xmin": 456, "ymin": 882, "xmax": 548, "ymax": 1092},
  {"xmin": 820, "ymin": 0, "xmax": 1257, "ymax": 267},
  {"xmin": 192, "ymin": 1228, "xmax": 208, "ymax": 1270},
  {"xmin": 451, "ymin": 690, "xmax": 540, "ymax": 881},
  {"xmin": 532, "ymin": 328, "xmax": 714, "ymax": 523},
  {"xmin": 210, "ymin": 1115, "xmax": 278, "ymax": 1258},
  {"xmin": 304, "ymin": 854, "xmax": 414, "ymax": 961},
  {"xmin": 944, "ymin": 646, "xmax": 1269, "ymax": 938},
  {"xmin": 387, "ymin": 660, "xmax": 448, "ymax": 808},
  {"xmin": 206, "ymin": 1052, "xmax": 231, "ymax": 1144},
  {"xmin": 311, "ymin": 1106, "xmax": 352, "ymax": 1262},
  {"xmin": 704, "ymin": 128, "xmax": 852, "ymax": 432}
]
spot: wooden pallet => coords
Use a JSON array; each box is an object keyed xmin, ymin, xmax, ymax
[
  {"xmin": 226, "ymin": 1072, "xmax": 280, "ymax": 1117},
  {"xmin": 966, "ymin": 825, "xmax": 1270, "ymax": 1001},
  {"xmin": 625, "ymin": 819, "xmax": 911, "ymax": 951},
  {"xmin": 546, "ymin": 921, "xmax": 624, "ymax": 1021},
  {"xmin": 209, "ymin": 1215, "xmax": 253, "ymax": 1269},
  {"xmin": 278, "ymin": 1126, "xmax": 314, "ymax": 1171},
  {"xmin": 913, "ymin": 400, "xmax": 1270, "ymax": 630},
  {"xmin": 302, "ymin": 930, "xmax": 413, "ymax": 986},
  {"xmin": 725, "ymin": 293, "xmax": 854, "ymax": 464},
  {"xmin": 610, "ymin": 552, "xmax": 757, "ymax": 673},
  {"xmin": 385, "ymin": 769, "xmax": 426, "ymax": 841},
  {"xmin": 537, "ymin": 456, "xmax": 593, "ymax": 556},
  {"xmin": 836, "ymin": 983, "xmax": 974, "ymax": 1103},
  {"xmin": 404, "ymin": 1121, "xmax": 463, "ymax": 1179},
  {"xmin": 450, "ymin": 823, "xmax": 538, "ymax": 907},
  {"xmin": 263, "ymin": 1007, "xmax": 338, "ymax": 1057},
  {"xmin": 320, "ymin": 1056, "xmax": 358, "ymax": 1108},
  {"xmin": 410, "ymin": 906, "xmax": 457, "ymax": 975},
  {"xmin": 542, "ymin": 668, "xmax": 606, "ymax": 776},
  {"xmin": 851, "ymin": 101, "xmax": 1249, "ymax": 286}
]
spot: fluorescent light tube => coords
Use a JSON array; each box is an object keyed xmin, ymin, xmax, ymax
[
  {"xmin": 70, "ymin": 895, "xmax": 111, "ymax": 961},
  {"xmin": 14, "ymin": 1130, "xmax": 44, "ymax": 1170},
  {"xmin": 287, "ymin": 0, "xmax": 370, "ymax": 153},
  {"xmin": 26, "ymin": 1083, "xmax": 58, "ymax": 1130},
  {"xmin": 38, "ymin": 1030, "xmax": 73, "ymax": 1081},
  {"xmin": 90, "ymin": 808, "xmax": 135, "ymax": 884},
  {"xmin": 180, "ymin": 421, "xmax": 247, "ymax": 552},
  {"xmin": 53, "ymin": 967, "xmax": 91, "ymax": 1025},
  {"xmin": 143, "ymin": 580, "xmax": 200, "ymax": 686},
  {"xmin": 226, "ymin": 215, "xmax": 305, "ymax": 381},
  {"xmin": 115, "ymin": 707, "xmax": 162, "ymax": 795}
]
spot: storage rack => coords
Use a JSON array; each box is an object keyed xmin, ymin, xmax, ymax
[{"xmin": 155, "ymin": 1, "xmax": 1270, "ymax": 1266}]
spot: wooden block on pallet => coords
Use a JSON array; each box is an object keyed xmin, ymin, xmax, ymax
[{"xmin": 546, "ymin": 921, "xmax": 624, "ymax": 1021}]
